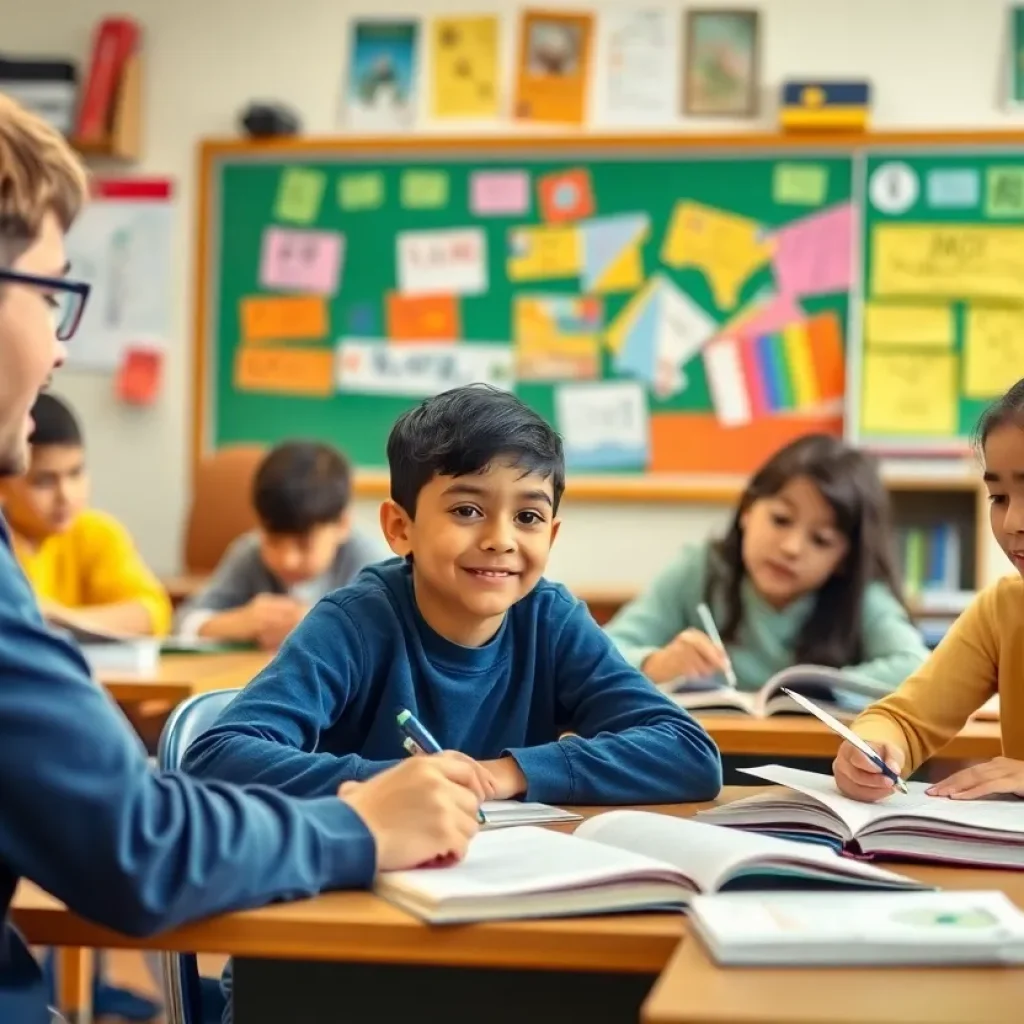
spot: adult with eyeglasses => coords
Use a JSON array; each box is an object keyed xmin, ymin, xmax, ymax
[{"xmin": 0, "ymin": 95, "xmax": 485, "ymax": 1024}]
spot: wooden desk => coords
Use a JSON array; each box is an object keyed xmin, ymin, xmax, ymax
[
  {"xmin": 699, "ymin": 713, "xmax": 1002, "ymax": 761},
  {"xmin": 643, "ymin": 866, "xmax": 1024, "ymax": 1024},
  {"xmin": 98, "ymin": 652, "xmax": 270, "ymax": 704}
]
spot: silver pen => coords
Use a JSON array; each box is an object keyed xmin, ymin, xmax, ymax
[{"xmin": 696, "ymin": 602, "xmax": 738, "ymax": 689}]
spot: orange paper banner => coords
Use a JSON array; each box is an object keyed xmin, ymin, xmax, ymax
[
  {"xmin": 240, "ymin": 295, "xmax": 327, "ymax": 343},
  {"xmin": 386, "ymin": 293, "xmax": 460, "ymax": 341},
  {"xmin": 234, "ymin": 347, "xmax": 334, "ymax": 397}
]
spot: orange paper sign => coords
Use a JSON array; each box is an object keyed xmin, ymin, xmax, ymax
[
  {"xmin": 514, "ymin": 10, "xmax": 594, "ymax": 125},
  {"xmin": 386, "ymin": 293, "xmax": 460, "ymax": 341},
  {"xmin": 234, "ymin": 347, "xmax": 334, "ymax": 397},
  {"xmin": 240, "ymin": 295, "xmax": 327, "ymax": 343}
]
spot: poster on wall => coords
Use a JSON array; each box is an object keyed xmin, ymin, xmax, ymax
[{"xmin": 343, "ymin": 18, "xmax": 421, "ymax": 131}]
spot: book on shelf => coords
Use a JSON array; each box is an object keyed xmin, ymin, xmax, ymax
[
  {"xmin": 696, "ymin": 765, "xmax": 1024, "ymax": 869},
  {"xmin": 375, "ymin": 809, "xmax": 927, "ymax": 925},
  {"xmin": 899, "ymin": 523, "xmax": 964, "ymax": 599}
]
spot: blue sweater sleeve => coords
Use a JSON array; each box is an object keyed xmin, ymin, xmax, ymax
[
  {"xmin": 0, "ymin": 545, "xmax": 376, "ymax": 938},
  {"xmin": 183, "ymin": 600, "xmax": 399, "ymax": 795},
  {"xmin": 504, "ymin": 595, "xmax": 722, "ymax": 805}
]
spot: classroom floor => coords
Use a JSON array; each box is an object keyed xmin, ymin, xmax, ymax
[{"xmin": 99, "ymin": 950, "xmax": 228, "ymax": 1024}]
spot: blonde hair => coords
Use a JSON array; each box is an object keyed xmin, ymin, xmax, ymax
[{"xmin": 0, "ymin": 92, "xmax": 89, "ymax": 263}]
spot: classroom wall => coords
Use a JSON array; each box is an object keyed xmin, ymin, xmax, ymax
[{"xmin": 4, "ymin": 0, "xmax": 1016, "ymax": 587}]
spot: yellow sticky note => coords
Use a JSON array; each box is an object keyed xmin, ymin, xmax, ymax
[
  {"xmin": 338, "ymin": 173, "xmax": 384, "ymax": 211},
  {"xmin": 774, "ymin": 163, "xmax": 828, "ymax": 206},
  {"xmin": 963, "ymin": 307, "xmax": 1024, "ymax": 398},
  {"xmin": 864, "ymin": 304, "xmax": 954, "ymax": 349},
  {"xmin": 430, "ymin": 15, "xmax": 500, "ymax": 118},
  {"xmin": 507, "ymin": 225, "xmax": 582, "ymax": 281},
  {"xmin": 871, "ymin": 224, "xmax": 1024, "ymax": 301},
  {"xmin": 661, "ymin": 201, "xmax": 773, "ymax": 310},
  {"xmin": 401, "ymin": 171, "xmax": 450, "ymax": 209},
  {"xmin": 274, "ymin": 168, "xmax": 326, "ymax": 224},
  {"xmin": 861, "ymin": 351, "xmax": 958, "ymax": 436}
]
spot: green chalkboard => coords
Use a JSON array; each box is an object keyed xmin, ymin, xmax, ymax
[
  {"xmin": 855, "ymin": 151, "xmax": 1024, "ymax": 452},
  {"xmin": 199, "ymin": 139, "xmax": 854, "ymax": 480}
]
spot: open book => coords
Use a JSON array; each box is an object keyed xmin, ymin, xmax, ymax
[
  {"xmin": 374, "ymin": 810, "xmax": 928, "ymax": 924},
  {"xmin": 46, "ymin": 613, "xmax": 160, "ymax": 675},
  {"xmin": 696, "ymin": 765, "xmax": 1024, "ymax": 869},
  {"xmin": 664, "ymin": 665, "xmax": 878, "ymax": 719}
]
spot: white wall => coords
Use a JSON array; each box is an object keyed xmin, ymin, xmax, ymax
[{"xmin": 4, "ymin": 0, "xmax": 1017, "ymax": 587}]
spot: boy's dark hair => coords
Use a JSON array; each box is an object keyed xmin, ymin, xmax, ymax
[
  {"xmin": 29, "ymin": 392, "xmax": 82, "ymax": 447},
  {"xmin": 253, "ymin": 441, "xmax": 352, "ymax": 534},
  {"xmin": 974, "ymin": 376, "xmax": 1024, "ymax": 452},
  {"xmin": 387, "ymin": 385, "xmax": 565, "ymax": 517},
  {"xmin": 707, "ymin": 433, "xmax": 907, "ymax": 670}
]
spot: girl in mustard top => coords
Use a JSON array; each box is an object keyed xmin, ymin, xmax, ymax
[{"xmin": 835, "ymin": 378, "xmax": 1024, "ymax": 802}]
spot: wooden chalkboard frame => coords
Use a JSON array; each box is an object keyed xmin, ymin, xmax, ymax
[{"xmin": 193, "ymin": 130, "xmax": 1024, "ymax": 502}]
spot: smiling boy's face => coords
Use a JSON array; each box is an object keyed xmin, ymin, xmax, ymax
[{"xmin": 381, "ymin": 459, "xmax": 560, "ymax": 647}]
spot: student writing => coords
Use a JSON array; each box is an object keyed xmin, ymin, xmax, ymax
[
  {"xmin": 176, "ymin": 440, "xmax": 386, "ymax": 649},
  {"xmin": 834, "ymin": 380, "xmax": 1024, "ymax": 802},
  {"xmin": 0, "ymin": 392, "xmax": 172, "ymax": 637},
  {"xmin": 605, "ymin": 434, "xmax": 928, "ymax": 695},
  {"xmin": 183, "ymin": 385, "xmax": 722, "ymax": 807}
]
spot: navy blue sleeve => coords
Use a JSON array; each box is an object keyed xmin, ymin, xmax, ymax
[
  {"xmin": 183, "ymin": 600, "xmax": 399, "ymax": 795},
  {"xmin": 504, "ymin": 596, "xmax": 722, "ymax": 805},
  {"xmin": 0, "ymin": 540, "xmax": 376, "ymax": 937}
]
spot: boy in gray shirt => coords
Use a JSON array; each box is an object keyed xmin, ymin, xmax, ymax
[{"xmin": 177, "ymin": 441, "xmax": 386, "ymax": 649}]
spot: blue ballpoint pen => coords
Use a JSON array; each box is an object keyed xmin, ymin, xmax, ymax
[{"xmin": 396, "ymin": 708, "xmax": 487, "ymax": 824}]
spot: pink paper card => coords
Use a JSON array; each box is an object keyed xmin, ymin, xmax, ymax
[
  {"xmin": 470, "ymin": 171, "xmax": 530, "ymax": 216},
  {"xmin": 259, "ymin": 227, "xmax": 344, "ymax": 295},
  {"xmin": 770, "ymin": 203, "xmax": 853, "ymax": 299}
]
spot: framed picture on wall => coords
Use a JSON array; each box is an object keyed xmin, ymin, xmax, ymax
[
  {"xmin": 1007, "ymin": 4, "xmax": 1024, "ymax": 106},
  {"xmin": 683, "ymin": 9, "xmax": 760, "ymax": 117}
]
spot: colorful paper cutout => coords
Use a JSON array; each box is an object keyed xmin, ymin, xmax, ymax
[
  {"xmin": 861, "ymin": 351, "xmax": 957, "ymax": 436},
  {"xmin": 387, "ymin": 293, "xmax": 460, "ymax": 341},
  {"xmin": 963, "ymin": 307, "xmax": 1024, "ymax": 398},
  {"xmin": 339, "ymin": 173, "xmax": 384, "ymax": 211},
  {"xmin": 396, "ymin": 227, "xmax": 487, "ymax": 296},
  {"xmin": 554, "ymin": 381, "xmax": 649, "ymax": 470},
  {"xmin": 581, "ymin": 213, "xmax": 649, "ymax": 292},
  {"xmin": 986, "ymin": 166, "xmax": 1024, "ymax": 219},
  {"xmin": 507, "ymin": 224, "xmax": 582, "ymax": 281},
  {"xmin": 240, "ymin": 295, "xmax": 328, "ymax": 343},
  {"xmin": 514, "ymin": 10, "xmax": 594, "ymax": 125},
  {"xmin": 259, "ymin": 228, "xmax": 344, "ymax": 295},
  {"xmin": 514, "ymin": 295, "xmax": 602, "ymax": 380},
  {"xmin": 926, "ymin": 169, "xmax": 979, "ymax": 210},
  {"xmin": 538, "ymin": 168, "xmax": 595, "ymax": 223},
  {"xmin": 347, "ymin": 302, "xmax": 378, "ymax": 335},
  {"xmin": 864, "ymin": 303, "xmax": 954, "ymax": 349},
  {"xmin": 430, "ymin": 15, "xmax": 500, "ymax": 118},
  {"xmin": 470, "ymin": 171, "xmax": 531, "ymax": 217},
  {"xmin": 773, "ymin": 163, "xmax": 828, "ymax": 206},
  {"xmin": 116, "ymin": 347, "xmax": 162, "ymax": 405},
  {"xmin": 235, "ymin": 347, "xmax": 334, "ymax": 397},
  {"xmin": 401, "ymin": 170, "xmax": 450, "ymax": 209},
  {"xmin": 871, "ymin": 224, "xmax": 1024, "ymax": 301},
  {"xmin": 661, "ymin": 201, "xmax": 773, "ymax": 310},
  {"xmin": 769, "ymin": 202, "xmax": 853, "ymax": 298},
  {"xmin": 721, "ymin": 290, "xmax": 805, "ymax": 338},
  {"xmin": 336, "ymin": 340, "xmax": 513, "ymax": 396},
  {"xmin": 273, "ymin": 168, "xmax": 326, "ymax": 224}
]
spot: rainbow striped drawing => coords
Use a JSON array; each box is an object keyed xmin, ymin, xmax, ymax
[{"xmin": 703, "ymin": 312, "xmax": 845, "ymax": 427}]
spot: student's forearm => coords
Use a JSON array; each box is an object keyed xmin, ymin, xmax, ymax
[
  {"xmin": 63, "ymin": 601, "xmax": 158, "ymax": 637},
  {"xmin": 197, "ymin": 607, "xmax": 256, "ymax": 642}
]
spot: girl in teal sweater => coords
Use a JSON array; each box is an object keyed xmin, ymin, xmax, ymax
[{"xmin": 606, "ymin": 434, "xmax": 928, "ymax": 697}]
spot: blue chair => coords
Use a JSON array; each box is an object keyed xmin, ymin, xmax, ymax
[{"xmin": 156, "ymin": 688, "xmax": 240, "ymax": 1024}]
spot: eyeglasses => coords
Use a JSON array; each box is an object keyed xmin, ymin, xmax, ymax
[{"xmin": 0, "ymin": 268, "xmax": 90, "ymax": 341}]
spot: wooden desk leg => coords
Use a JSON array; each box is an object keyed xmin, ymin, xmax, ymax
[{"xmin": 56, "ymin": 947, "xmax": 93, "ymax": 1024}]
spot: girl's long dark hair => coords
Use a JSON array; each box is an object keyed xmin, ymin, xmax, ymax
[
  {"xmin": 973, "ymin": 376, "xmax": 1024, "ymax": 452},
  {"xmin": 706, "ymin": 434, "xmax": 908, "ymax": 668}
]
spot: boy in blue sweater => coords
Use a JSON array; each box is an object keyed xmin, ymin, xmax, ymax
[{"xmin": 184, "ymin": 385, "xmax": 722, "ymax": 806}]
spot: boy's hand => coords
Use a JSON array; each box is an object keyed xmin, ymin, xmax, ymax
[
  {"xmin": 927, "ymin": 757, "xmax": 1024, "ymax": 800},
  {"xmin": 479, "ymin": 757, "xmax": 527, "ymax": 800},
  {"xmin": 245, "ymin": 594, "xmax": 307, "ymax": 649},
  {"xmin": 833, "ymin": 739, "xmax": 905, "ymax": 802},
  {"xmin": 642, "ymin": 629, "xmax": 729, "ymax": 685},
  {"xmin": 338, "ymin": 755, "xmax": 484, "ymax": 871}
]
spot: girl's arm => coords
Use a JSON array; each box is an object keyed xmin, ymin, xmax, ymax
[
  {"xmin": 603, "ymin": 545, "xmax": 708, "ymax": 670},
  {"xmin": 839, "ymin": 582, "xmax": 930, "ymax": 695},
  {"xmin": 853, "ymin": 580, "xmax": 1003, "ymax": 775}
]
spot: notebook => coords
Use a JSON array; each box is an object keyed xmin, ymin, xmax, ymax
[
  {"xmin": 480, "ymin": 802, "xmax": 581, "ymax": 829},
  {"xmin": 374, "ymin": 810, "xmax": 928, "ymax": 924},
  {"xmin": 696, "ymin": 765, "xmax": 1024, "ymax": 869},
  {"xmin": 47, "ymin": 615, "xmax": 160, "ymax": 675},
  {"xmin": 690, "ymin": 890, "xmax": 1024, "ymax": 966},
  {"xmin": 664, "ymin": 665, "xmax": 876, "ymax": 719}
]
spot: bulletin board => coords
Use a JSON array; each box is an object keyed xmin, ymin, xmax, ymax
[
  {"xmin": 194, "ymin": 136, "xmax": 855, "ymax": 491},
  {"xmin": 852, "ymin": 150, "xmax": 1024, "ymax": 453}
]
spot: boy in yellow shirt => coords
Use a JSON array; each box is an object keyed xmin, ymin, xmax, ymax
[{"xmin": 0, "ymin": 392, "xmax": 171, "ymax": 636}]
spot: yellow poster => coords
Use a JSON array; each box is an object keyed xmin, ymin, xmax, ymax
[
  {"xmin": 430, "ymin": 16, "xmax": 500, "ymax": 118},
  {"xmin": 861, "ymin": 351, "xmax": 958, "ymax": 436},
  {"xmin": 863, "ymin": 303, "xmax": 954, "ymax": 349},
  {"xmin": 871, "ymin": 224, "xmax": 1024, "ymax": 301},
  {"xmin": 513, "ymin": 295, "xmax": 601, "ymax": 379},
  {"xmin": 661, "ymin": 201, "xmax": 773, "ymax": 310},
  {"xmin": 963, "ymin": 307, "xmax": 1024, "ymax": 398},
  {"xmin": 507, "ymin": 225, "xmax": 582, "ymax": 281}
]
